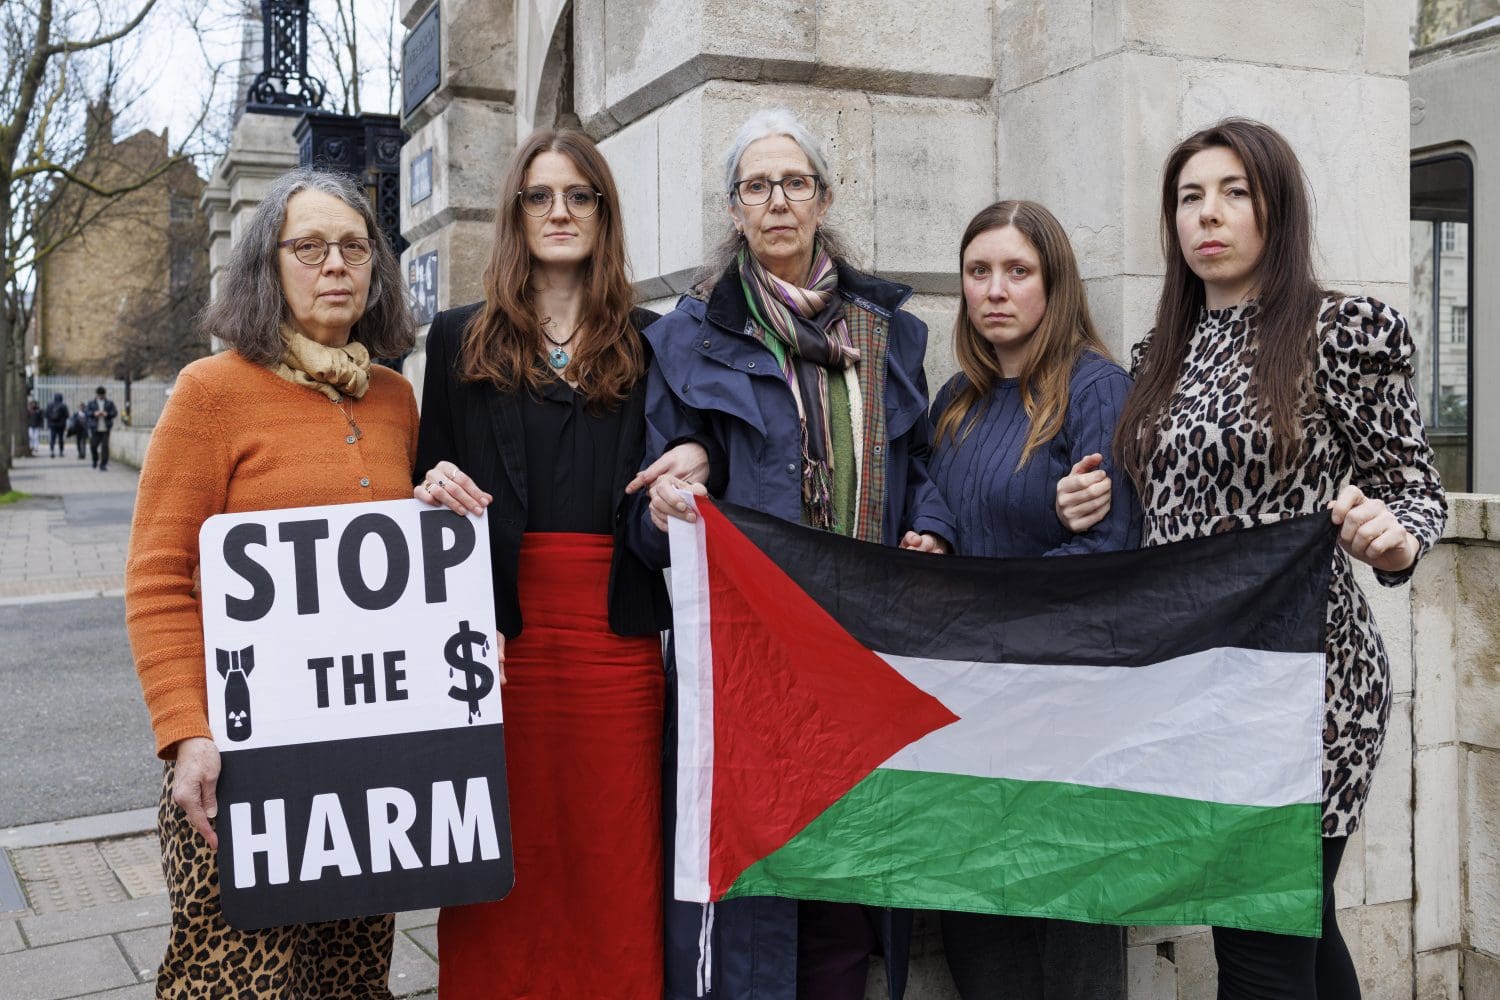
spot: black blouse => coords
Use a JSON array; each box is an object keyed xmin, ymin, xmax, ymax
[{"xmin": 521, "ymin": 377, "xmax": 623, "ymax": 534}]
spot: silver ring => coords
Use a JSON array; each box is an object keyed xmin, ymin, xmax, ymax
[{"xmin": 435, "ymin": 479, "xmax": 445, "ymax": 489}]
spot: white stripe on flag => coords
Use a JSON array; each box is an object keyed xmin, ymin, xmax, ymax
[
  {"xmin": 670, "ymin": 510, "xmax": 714, "ymax": 904},
  {"xmin": 879, "ymin": 648, "xmax": 1323, "ymax": 808}
]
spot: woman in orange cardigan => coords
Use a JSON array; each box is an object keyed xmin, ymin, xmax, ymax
[{"xmin": 124, "ymin": 168, "xmax": 416, "ymax": 998}]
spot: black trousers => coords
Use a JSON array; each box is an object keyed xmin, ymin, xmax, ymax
[
  {"xmin": 941, "ymin": 912, "xmax": 1124, "ymax": 1000},
  {"xmin": 89, "ymin": 429, "xmax": 110, "ymax": 469},
  {"xmin": 1213, "ymin": 836, "xmax": 1360, "ymax": 1000}
]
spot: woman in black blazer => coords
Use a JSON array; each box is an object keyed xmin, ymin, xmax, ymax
[{"xmin": 413, "ymin": 128, "xmax": 702, "ymax": 999}]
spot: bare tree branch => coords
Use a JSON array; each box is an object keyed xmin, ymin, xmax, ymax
[{"xmin": 48, "ymin": 0, "xmax": 159, "ymax": 56}]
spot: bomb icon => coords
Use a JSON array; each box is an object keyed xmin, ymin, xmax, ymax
[{"xmin": 216, "ymin": 646, "xmax": 256, "ymax": 742}]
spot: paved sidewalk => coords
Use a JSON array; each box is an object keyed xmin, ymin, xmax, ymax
[
  {"xmin": 0, "ymin": 455, "xmax": 136, "ymax": 602},
  {"xmin": 0, "ymin": 455, "xmax": 439, "ymax": 998}
]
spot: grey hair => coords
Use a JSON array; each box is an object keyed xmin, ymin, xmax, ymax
[
  {"xmin": 201, "ymin": 167, "xmax": 415, "ymax": 364},
  {"xmin": 721, "ymin": 108, "xmax": 833, "ymax": 197},
  {"xmin": 693, "ymin": 108, "xmax": 854, "ymax": 291}
]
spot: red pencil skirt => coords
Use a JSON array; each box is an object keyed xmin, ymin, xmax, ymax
[{"xmin": 438, "ymin": 533, "xmax": 665, "ymax": 999}]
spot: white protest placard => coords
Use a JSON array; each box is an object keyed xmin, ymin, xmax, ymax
[{"xmin": 199, "ymin": 498, "xmax": 512, "ymax": 929}]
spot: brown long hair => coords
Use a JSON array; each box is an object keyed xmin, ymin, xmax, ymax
[
  {"xmin": 935, "ymin": 201, "xmax": 1111, "ymax": 468},
  {"xmin": 1114, "ymin": 118, "xmax": 1325, "ymax": 491},
  {"xmin": 459, "ymin": 128, "xmax": 642, "ymax": 407}
]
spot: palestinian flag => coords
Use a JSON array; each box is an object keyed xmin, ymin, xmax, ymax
[{"xmin": 667, "ymin": 501, "xmax": 1336, "ymax": 936}]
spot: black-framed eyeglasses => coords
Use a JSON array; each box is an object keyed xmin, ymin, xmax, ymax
[
  {"xmin": 731, "ymin": 174, "xmax": 822, "ymax": 206},
  {"xmin": 518, "ymin": 185, "xmax": 603, "ymax": 218},
  {"xmin": 277, "ymin": 236, "xmax": 373, "ymax": 266}
]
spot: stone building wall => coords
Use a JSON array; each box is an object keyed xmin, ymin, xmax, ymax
[
  {"xmin": 389, "ymin": 3, "xmax": 1499, "ymax": 998},
  {"xmin": 199, "ymin": 112, "xmax": 301, "ymax": 321},
  {"xmin": 1410, "ymin": 497, "xmax": 1500, "ymax": 997},
  {"xmin": 37, "ymin": 121, "xmax": 208, "ymax": 375}
]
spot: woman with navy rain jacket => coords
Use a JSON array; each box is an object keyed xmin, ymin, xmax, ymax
[{"xmin": 630, "ymin": 107, "xmax": 956, "ymax": 1000}]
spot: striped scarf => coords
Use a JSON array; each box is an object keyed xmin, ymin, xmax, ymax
[{"xmin": 737, "ymin": 243, "xmax": 861, "ymax": 531}]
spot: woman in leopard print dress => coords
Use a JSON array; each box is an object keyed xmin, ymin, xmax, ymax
[
  {"xmin": 1059, "ymin": 119, "xmax": 1444, "ymax": 999},
  {"xmin": 125, "ymin": 170, "xmax": 409, "ymax": 998}
]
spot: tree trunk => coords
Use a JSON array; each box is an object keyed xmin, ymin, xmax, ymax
[
  {"xmin": 0, "ymin": 314, "xmax": 14, "ymax": 494},
  {"xmin": 0, "ymin": 193, "xmax": 14, "ymax": 493}
]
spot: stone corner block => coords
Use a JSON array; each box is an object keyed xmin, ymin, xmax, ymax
[{"xmin": 870, "ymin": 97, "xmax": 994, "ymax": 277}]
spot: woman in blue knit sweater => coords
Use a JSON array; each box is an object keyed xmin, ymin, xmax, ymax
[{"xmin": 928, "ymin": 200, "xmax": 1136, "ymax": 999}]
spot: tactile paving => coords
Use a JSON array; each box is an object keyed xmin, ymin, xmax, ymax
[
  {"xmin": 10, "ymin": 842, "xmax": 129, "ymax": 914},
  {"xmin": 98, "ymin": 834, "xmax": 166, "ymax": 899}
]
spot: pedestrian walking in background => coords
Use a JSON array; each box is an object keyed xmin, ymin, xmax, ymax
[
  {"xmin": 1056, "ymin": 117, "xmax": 1447, "ymax": 1000},
  {"xmin": 67, "ymin": 402, "xmax": 88, "ymax": 458},
  {"xmin": 927, "ymin": 200, "xmax": 1136, "ymax": 1000},
  {"xmin": 86, "ymin": 385, "xmax": 118, "ymax": 470},
  {"xmin": 45, "ymin": 392, "xmax": 69, "ymax": 457},
  {"xmin": 125, "ymin": 167, "xmax": 415, "ymax": 998},
  {"xmin": 25, "ymin": 398, "xmax": 43, "ymax": 456}
]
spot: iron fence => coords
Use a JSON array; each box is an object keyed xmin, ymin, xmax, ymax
[{"xmin": 33, "ymin": 376, "xmax": 177, "ymax": 428}]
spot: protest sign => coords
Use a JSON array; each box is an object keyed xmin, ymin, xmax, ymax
[{"xmin": 199, "ymin": 498, "xmax": 511, "ymax": 929}]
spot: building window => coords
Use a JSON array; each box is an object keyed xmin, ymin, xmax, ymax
[
  {"xmin": 170, "ymin": 196, "xmax": 194, "ymax": 222},
  {"xmin": 1451, "ymin": 306, "xmax": 1467, "ymax": 344},
  {"xmin": 1410, "ymin": 155, "xmax": 1473, "ymax": 490}
]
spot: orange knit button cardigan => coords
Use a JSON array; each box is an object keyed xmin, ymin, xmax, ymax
[{"xmin": 124, "ymin": 350, "xmax": 419, "ymax": 758}]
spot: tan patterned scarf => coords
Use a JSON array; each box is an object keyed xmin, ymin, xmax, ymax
[{"xmin": 272, "ymin": 325, "xmax": 371, "ymax": 401}]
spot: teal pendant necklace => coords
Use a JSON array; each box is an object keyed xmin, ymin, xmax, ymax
[{"xmin": 542, "ymin": 322, "xmax": 573, "ymax": 370}]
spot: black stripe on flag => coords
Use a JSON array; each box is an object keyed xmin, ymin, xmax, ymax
[{"xmin": 716, "ymin": 503, "xmax": 1336, "ymax": 665}]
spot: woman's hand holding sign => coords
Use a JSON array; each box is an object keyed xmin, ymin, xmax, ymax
[
  {"xmin": 172, "ymin": 736, "xmax": 222, "ymax": 849},
  {"xmin": 413, "ymin": 461, "xmax": 506, "ymax": 686},
  {"xmin": 417, "ymin": 461, "xmax": 491, "ymax": 517}
]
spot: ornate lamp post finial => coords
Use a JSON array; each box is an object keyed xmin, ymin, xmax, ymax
[{"xmin": 247, "ymin": 0, "xmax": 326, "ymax": 113}]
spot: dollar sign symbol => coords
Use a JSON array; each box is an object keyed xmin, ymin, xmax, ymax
[{"xmin": 444, "ymin": 619, "xmax": 493, "ymax": 723}]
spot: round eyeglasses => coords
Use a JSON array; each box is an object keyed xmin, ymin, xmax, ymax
[
  {"xmin": 731, "ymin": 174, "xmax": 822, "ymax": 206},
  {"xmin": 518, "ymin": 185, "xmax": 603, "ymax": 218},
  {"xmin": 277, "ymin": 237, "xmax": 373, "ymax": 266}
]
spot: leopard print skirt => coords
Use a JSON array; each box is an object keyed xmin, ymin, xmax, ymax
[{"xmin": 155, "ymin": 762, "xmax": 395, "ymax": 998}]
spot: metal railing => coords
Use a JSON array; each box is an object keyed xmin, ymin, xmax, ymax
[{"xmin": 32, "ymin": 376, "xmax": 176, "ymax": 428}]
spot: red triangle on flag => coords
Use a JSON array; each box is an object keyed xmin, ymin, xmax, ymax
[{"xmin": 698, "ymin": 503, "xmax": 960, "ymax": 898}]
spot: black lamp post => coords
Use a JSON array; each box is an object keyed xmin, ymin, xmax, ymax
[{"xmin": 246, "ymin": 0, "xmax": 327, "ymax": 114}]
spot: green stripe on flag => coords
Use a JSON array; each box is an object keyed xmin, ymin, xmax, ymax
[{"xmin": 724, "ymin": 768, "xmax": 1323, "ymax": 936}]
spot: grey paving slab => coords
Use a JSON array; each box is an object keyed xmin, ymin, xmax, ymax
[
  {"xmin": 389, "ymin": 931, "xmax": 439, "ymax": 997},
  {"xmin": 395, "ymin": 907, "xmax": 438, "ymax": 930},
  {"xmin": 10, "ymin": 842, "xmax": 127, "ymax": 915},
  {"xmin": 0, "ymin": 916, "xmax": 24, "ymax": 954},
  {"xmin": 405, "ymin": 923, "xmax": 437, "ymax": 961},
  {"xmin": 113, "ymin": 924, "xmax": 167, "ymax": 980},
  {"xmin": 0, "ymin": 456, "xmax": 135, "ymax": 602},
  {"xmin": 19, "ymin": 894, "xmax": 169, "ymax": 948},
  {"xmin": 0, "ymin": 936, "xmax": 136, "ymax": 1000},
  {"xmin": 97, "ymin": 836, "xmax": 165, "ymax": 899}
]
